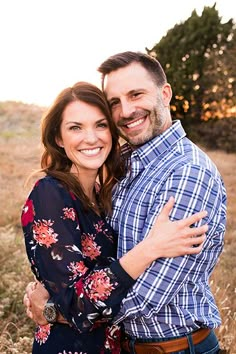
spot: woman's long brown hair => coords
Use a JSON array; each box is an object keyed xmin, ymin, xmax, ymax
[{"xmin": 39, "ymin": 81, "xmax": 124, "ymax": 214}]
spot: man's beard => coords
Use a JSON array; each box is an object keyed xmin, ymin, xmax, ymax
[{"xmin": 118, "ymin": 103, "xmax": 166, "ymax": 147}]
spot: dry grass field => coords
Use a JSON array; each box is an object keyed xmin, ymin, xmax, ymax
[{"xmin": 0, "ymin": 103, "xmax": 235, "ymax": 353}]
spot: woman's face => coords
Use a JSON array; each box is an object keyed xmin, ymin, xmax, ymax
[{"xmin": 57, "ymin": 100, "xmax": 112, "ymax": 174}]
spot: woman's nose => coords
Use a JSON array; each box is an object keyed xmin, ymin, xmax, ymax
[{"xmin": 84, "ymin": 129, "xmax": 98, "ymax": 144}]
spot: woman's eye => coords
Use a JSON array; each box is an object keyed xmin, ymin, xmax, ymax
[
  {"xmin": 97, "ymin": 122, "xmax": 108, "ymax": 128},
  {"xmin": 69, "ymin": 125, "xmax": 80, "ymax": 131}
]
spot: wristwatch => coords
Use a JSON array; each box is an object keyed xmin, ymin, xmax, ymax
[{"xmin": 43, "ymin": 299, "xmax": 58, "ymax": 323}]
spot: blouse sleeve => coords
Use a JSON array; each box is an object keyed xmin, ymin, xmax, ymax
[{"xmin": 21, "ymin": 177, "xmax": 135, "ymax": 332}]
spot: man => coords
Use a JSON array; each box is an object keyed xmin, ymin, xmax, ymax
[
  {"xmin": 25, "ymin": 52, "xmax": 226, "ymax": 353},
  {"xmin": 96, "ymin": 51, "xmax": 226, "ymax": 353}
]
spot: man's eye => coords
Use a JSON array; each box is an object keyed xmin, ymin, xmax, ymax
[
  {"xmin": 110, "ymin": 100, "xmax": 119, "ymax": 108},
  {"xmin": 132, "ymin": 92, "xmax": 141, "ymax": 98}
]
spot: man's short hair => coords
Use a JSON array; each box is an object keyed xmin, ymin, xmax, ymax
[{"xmin": 98, "ymin": 51, "xmax": 167, "ymax": 90}]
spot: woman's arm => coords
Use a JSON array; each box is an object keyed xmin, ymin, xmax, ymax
[{"xmin": 22, "ymin": 177, "xmax": 135, "ymax": 331}]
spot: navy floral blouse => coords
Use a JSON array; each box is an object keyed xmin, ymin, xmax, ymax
[{"xmin": 21, "ymin": 176, "xmax": 135, "ymax": 354}]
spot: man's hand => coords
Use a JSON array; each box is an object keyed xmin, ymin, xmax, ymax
[{"xmin": 23, "ymin": 280, "xmax": 50, "ymax": 325}]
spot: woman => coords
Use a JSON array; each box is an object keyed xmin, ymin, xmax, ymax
[{"xmin": 21, "ymin": 81, "xmax": 207, "ymax": 354}]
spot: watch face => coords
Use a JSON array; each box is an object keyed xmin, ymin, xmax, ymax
[{"xmin": 43, "ymin": 303, "xmax": 57, "ymax": 323}]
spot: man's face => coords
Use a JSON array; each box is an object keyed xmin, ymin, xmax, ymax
[{"xmin": 104, "ymin": 62, "xmax": 172, "ymax": 146}]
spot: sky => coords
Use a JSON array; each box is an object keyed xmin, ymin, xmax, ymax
[{"xmin": 0, "ymin": 0, "xmax": 235, "ymax": 107}]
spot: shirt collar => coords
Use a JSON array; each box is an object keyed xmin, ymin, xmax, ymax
[{"xmin": 121, "ymin": 120, "xmax": 186, "ymax": 167}]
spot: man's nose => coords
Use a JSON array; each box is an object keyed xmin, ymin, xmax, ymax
[{"xmin": 120, "ymin": 100, "xmax": 135, "ymax": 118}]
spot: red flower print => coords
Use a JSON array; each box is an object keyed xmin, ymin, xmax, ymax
[
  {"xmin": 104, "ymin": 324, "xmax": 121, "ymax": 354},
  {"xmin": 94, "ymin": 220, "xmax": 105, "ymax": 233},
  {"xmin": 33, "ymin": 219, "xmax": 58, "ymax": 248},
  {"xmin": 35, "ymin": 324, "xmax": 51, "ymax": 345},
  {"xmin": 21, "ymin": 199, "xmax": 35, "ymax": 227},
  {"xmin": 84, "ymin": 269, "xmax": 117, "ymax": 302},
  {"xmin": 81, "ymin": 233, "xmax": 101, "ymax": 260},
  {"xmin": 62, "ymin": 207, "xmax": 77, "ymax": 221},
  {"xmin": 67, "ymin": 261, "xmax": 88, "ymax": 280},
  {"xmin": 94, "ymin": 221, "xmax": 114, "ymax": 243},
  {"xmin": 75, "ymin": 278, "xmax": 84, "ymax": 297}
]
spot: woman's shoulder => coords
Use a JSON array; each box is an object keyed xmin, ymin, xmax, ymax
[
  {"xmin": 34, "ymin": 175, "xmax": 63, "ymax": 187},
  {"xmin": 30, "ymin": 175, "xmax": 70, "ymax": 198}
]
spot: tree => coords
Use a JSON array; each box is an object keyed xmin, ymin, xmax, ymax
[{"xmin": 147, "ymin": 4, "xmax": 236, "ymax": 127}]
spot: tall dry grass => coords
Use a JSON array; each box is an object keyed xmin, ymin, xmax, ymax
[
  {"xmin": 0, "ymin": 104, "xmax": 235, "ymax": 353},
  {"xmin": 204, "ymin": 149, "xmax": 236, "ymax": 351}
]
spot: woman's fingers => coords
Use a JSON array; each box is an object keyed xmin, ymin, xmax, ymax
[
  {"xmin": 173, "ymin": 223, "xmax": 208, "ymax": 244},
  {"xmin": 157, "ymin": 197, "xmax": 175, "ymax": 220},
  {"xmin": 180, "ymin": 210, "xmax": 208, "ymax": 227},
  {"xmin": 186, "ymin": 234, "xmax": 206, "ymax": 253},
  {"xmin": 155, "ymin": 199, "xmax": 207, "ymax": 229},
  {"xmin": 173, "ymin": 211, "xmax": 208, "ymax": 240},
  {"xmin": 174, "ymin": 234, "xmax": 206, "ymax": 257},
  {"xmin": 188, "ymin": 233, "xmax": 206, "ymax": 246},
  {"xmin": 149, "ymin": 199, "xmax": 209, "ymax": 258},
  {"xmin": 186, "ymin": 224, "xmax": 208, "ymax": 237}
]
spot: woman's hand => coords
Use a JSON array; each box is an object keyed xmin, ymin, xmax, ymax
[
  {"xmin": 120, "ymin": 196, "xmax": 208, "ymax": 279},
  {"xmin": 146, "ymin": 196, "xmax": 208, "ymax": 258}
]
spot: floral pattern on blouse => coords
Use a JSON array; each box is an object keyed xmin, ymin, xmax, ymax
[
  {"xmin": 32, "ymin": 219, "xmax": 58, "ymax": 248},
  {"xmin": 104, "ymin": 325, "xmax": 121, "ymax": 354},
  {"xmin": 81, "ymin": 233, "xmax": 101, "ymax": 260},
  {"xmin": 67, "ymin": 261, "xmax": 88, "ymax": 280},
  {"xmin": 21, "ymin": 198, "xmax": 35, "ymax": 227},
  {"xmin": 21, "ymin": 176, "xmax": 134, "ymax": 354},
  {"xmin": 83, "ymin": 269, "xmax": 118, "ymax": 302},
  {"xmin": 62, "ymin": 207, "xmax": 77, "ymax": 221},
  {"xmin": 35, "ymin": 324, "xmax": 51, "ymax": 345}
]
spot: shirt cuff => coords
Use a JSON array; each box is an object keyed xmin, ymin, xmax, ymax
[{"xmin": 110, "ymin": 260, "xmax": 135, "ymax": 289}]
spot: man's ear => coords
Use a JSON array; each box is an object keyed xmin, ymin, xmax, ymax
[{"xmin": 162, "ymin": 83, "xmax": 172, "ymax": 107}]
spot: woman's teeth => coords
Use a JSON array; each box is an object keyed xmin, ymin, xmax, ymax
[{"xmin": 80, "ymin": 148, "xmax": 101, "ymax": 156}]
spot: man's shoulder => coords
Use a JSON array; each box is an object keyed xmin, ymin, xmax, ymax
[{"xmin": 174, "ymin": 139, "xmax": 225, "ymax": 183}]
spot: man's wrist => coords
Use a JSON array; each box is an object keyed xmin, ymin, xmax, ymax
[{"xmin": 43, "ymin": 298, "xmax": 58, "ymax": 323}]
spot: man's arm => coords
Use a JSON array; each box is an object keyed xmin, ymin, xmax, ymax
[
  {"xmin": 23, "ymin": 280, "xmax": 68, "ymax": 325},
  {"xmin": 114, "ymin": 165, "xmax": 226, "ymax": 323}
]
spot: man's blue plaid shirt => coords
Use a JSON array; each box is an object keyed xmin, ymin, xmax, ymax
[{"xmin": 109, "ymin": 120, "xmax": 227, "ymax": 338}]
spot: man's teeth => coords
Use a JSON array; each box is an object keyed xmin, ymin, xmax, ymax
[
  {"xmin": 126, "ymin": 118, "xmax": 144, "ymax": 128},
  {"xmin": 80, "ymin": 148, "xmax": 101, "ymax": 156}
]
